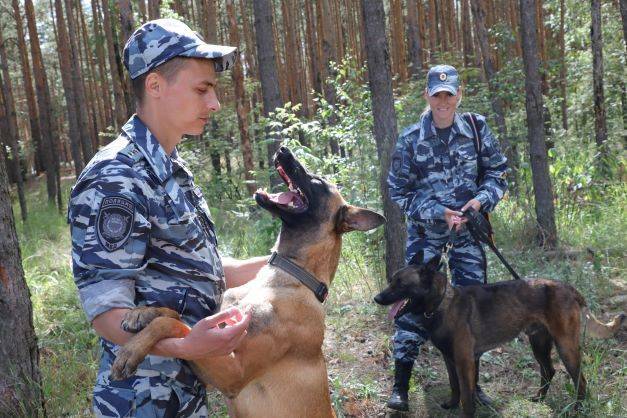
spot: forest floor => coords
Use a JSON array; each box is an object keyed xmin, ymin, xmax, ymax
[{"xmin": 12, "ymin": 173, "xmax": 627, "ymax": 417}]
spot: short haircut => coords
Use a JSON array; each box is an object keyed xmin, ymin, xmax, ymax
[{"xmin": 131, "ymin": 56, "xmax": 195, "ymax": 106}]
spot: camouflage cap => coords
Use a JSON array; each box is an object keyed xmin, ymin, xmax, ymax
[
  {"xmin": 427, "ymin": 64, "xmax": 459, "ymax": 96},
  {"xmin": 123, "ymin": 18, "xmax": 237, "ymax": 79}
]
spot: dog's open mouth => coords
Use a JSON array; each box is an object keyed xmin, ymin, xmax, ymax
[
  {"xmin": 388, "ymin": 298, "xmax": 409, "ymax": 319},
  {"xmin": 255, "ymin": 163, "xmax": 309, "ymax": 213}
]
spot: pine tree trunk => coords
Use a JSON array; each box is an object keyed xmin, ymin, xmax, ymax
[
  {"xmin": 239, "ymin": 0, "xmax": 257, "ymax": 78},
  {"xmin": 0, "ymin": 35, "xmax": 27, "ymax": 221},
  {"xmin": 591, "ymin": 0, "xmax": 609, "ymax": 174},
  {"xmin": 253, "ymin": 0, "xmax": 284, "ymax": 169},
  {"xmin": 137, "ymin": 0, "xmax": 147, "ymax": 23},
  {"xmin": 461, "ymin": 0, "xmax": 473, "ymax": 67},
  {"xmin": 55, "ymin": 0, "xmax": 85, "ymax": 176},
  {"xmin": 11, "ymin": 0, "xmax": 43, "ymax": 177},
  {"xmin": 118, "ymin": 0, "xmax": 135, "ymax": 52},
  {"xmin": 361, "ymin": 0, "xmax": 406, "ymax": 282},
  {"xmin": 65, "ymin": 0, "xmax": 95, "ymax": 163},
  {"xmin": 101, "ymin": 0, "xmax": 129, "ymax": 128},
  {"xmin": 91, "ymin": 0, "xmax": 114, "ymax": 134},
  {"xmin": 0, "ymin": 152, "xmax": 45, "ymax": 417},
  {"xmin": 559, "ymin": 0, "xmax": 567, "ymax": 130},
  {"xmin": 77, "ymin": 0, "xmax": 105, "ymax": 143},
  {"xmin": 519, "ymin": 0, "xmax": 557, "ymax": 249},
  {"xmin": 389, "ymin": 0, "xmax": 407, "ymax": 81},
  {"xmin": 428, "ymin": 0, "xmax": 437, "ymax": 60},
  {"xmin": 406, "ymin": 0, "xmax": 423, "ymax": 78},
  {"xmin": 281, "ymin": 0, "xmax": 298, "ymax": 104},
  {"xmin": 227, "ymin": 0, "xmax": 256, "ymax": 195},
  {"xmin": 620, "ymin": 0, "xmax": 627, "ymax": 145},
  {"xmin": 25, "ymin": 0, "xmax": 59, "ymax": 204},
  {"xmin": 305, "ymin": 0, "xmax": 322, "ymax": 96},
  {"xmin": 470, "ymin": 0, "xmax": 516, "ymax": 175},
  {"xmin": 148, "ymin": 0, "xmax": 161, "ymax": 19}
]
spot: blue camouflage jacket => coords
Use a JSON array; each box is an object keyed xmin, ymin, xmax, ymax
[
  {"xmin": 68, "ymin": 114, "xmax": 224, "ymax": 394},
  {"xmin": 388, "ymin": 111, "xmax": 507, "ymax": 224}
]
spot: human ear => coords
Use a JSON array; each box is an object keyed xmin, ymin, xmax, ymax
[{"xmin": 144, "ymin": 72, "xmax": 162, "ymax": 99}]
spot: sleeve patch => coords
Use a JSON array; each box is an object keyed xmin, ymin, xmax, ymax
[{"xmin": 96, "ymin": 196, "xmax": 135, "ymax": 252}]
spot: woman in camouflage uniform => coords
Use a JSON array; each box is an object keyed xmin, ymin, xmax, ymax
[{"xmin": 385, "ymin": 65, "xmax": 508, "ymax": 411}]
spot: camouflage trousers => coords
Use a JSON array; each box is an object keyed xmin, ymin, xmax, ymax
[
  {"xmin": 393, "ymin": 221, "xmax": 486, "ymax": 364},
  {"xmin": 93, "ymin": 376, "xmax": 208, "ymax": 417}
]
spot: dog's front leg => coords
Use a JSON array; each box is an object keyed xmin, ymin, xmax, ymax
[
  {"xmin": 441, "ymin": 355, "xmax": 460, "ymax": 409},
  {"xmin": 454, "ymin": 345, "xmax": 477, "ymax": 418}
]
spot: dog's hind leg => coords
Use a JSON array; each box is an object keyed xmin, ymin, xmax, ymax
[
  {"xmin": 441, "ymin": 355, "xmax": 460, "ymax": 409},
  {"xmin": 554, "ymin": 333, "xmax": 586, "ymax": 406},
  {"xmin": 528, "ymin": 327, "xmax": 555, "ymax": 402}
]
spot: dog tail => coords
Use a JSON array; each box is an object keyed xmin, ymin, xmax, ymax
[
  {"xmin": 572, "ymin": 287, "xmax": 625, "ymax": 339},
  {"xmin": 581, "ymin": 308, "xmax": 625, "ymax": 339}
]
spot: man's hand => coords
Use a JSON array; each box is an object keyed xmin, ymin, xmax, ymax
[
  {"xmin": 461, "ymin": 198, "xmax": 482, "ymax": 213},
  {"xmin": 444, "ymin": 208, "xmax": 464, "ymax": 231},
  {"xmin": 175, "ymin": 306, "xmax": 252, "ymax": 360}
]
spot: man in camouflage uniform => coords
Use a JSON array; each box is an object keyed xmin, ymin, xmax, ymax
[
  {"xmin": 385, "ymin": 65, "xmax": 508, "ymax": 411},
  {"xmin": 68, "ymin": 19, "xmax": 267, "ymax": 417}
]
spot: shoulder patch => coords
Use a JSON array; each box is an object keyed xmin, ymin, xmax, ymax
[{"xmin": 97, "ymin": 196, "xmax": 135, "ymax": 252}]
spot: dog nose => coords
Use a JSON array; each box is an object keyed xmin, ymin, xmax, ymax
[{"xmin": 373, "ymin": 294, "xmax": 382, "ymax": 304}]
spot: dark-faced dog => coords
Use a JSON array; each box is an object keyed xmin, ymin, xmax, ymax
[
  {"xmin": 374, "ymin": 255, "xmax": 624, "ymax": 417},
  {"xmin": 109, "ymin": 147, "xmax": 385, "ymax": 417}
]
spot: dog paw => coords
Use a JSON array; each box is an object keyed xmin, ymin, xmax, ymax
[
  {"xmin": 122, "ymin": 307, "xmax": 170, "ymax": 333},
  {"xmin": 110, "ymin": 347, "xmax": 142, "ymax": 381}
]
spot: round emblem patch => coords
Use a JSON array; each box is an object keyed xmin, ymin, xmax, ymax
[
  {"xmin": 96, "ymin": 196, "xmax": 135, "ymax": 252},
  {"xmin": 439, "ymin": 73, "xmax": 447, "ymax": 81}
]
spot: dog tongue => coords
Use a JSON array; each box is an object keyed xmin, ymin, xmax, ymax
[
  {"xmin": 268, "ymin": 191, "xmax": 297, "ymax": 204},
  {"xmin": 388, "ymin": 299, "xmax": 407, "ymax": 320}
]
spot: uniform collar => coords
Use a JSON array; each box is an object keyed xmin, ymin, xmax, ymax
[
  {"xmin": 421, "ymin": 111, "xmax": 474, "ymax": 141},
  {"xmin": 121, "ymin": 114, "xmax": 175, "ymax": 183}
]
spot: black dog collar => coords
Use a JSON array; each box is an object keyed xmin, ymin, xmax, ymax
[{"xmin": 268, "ymin": 252, "xmax": 329, "ymax": 303}]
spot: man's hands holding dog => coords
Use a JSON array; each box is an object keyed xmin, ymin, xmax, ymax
[
  {"xmin": 444, "ymin": 199, "xmax": 482, "ymax": 231},
  {"xmin": 175, "ymin": 306, "xmax": 252, "ymax": 360}
]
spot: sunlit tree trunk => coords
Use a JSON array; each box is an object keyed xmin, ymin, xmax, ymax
[
  {"xmin": 254, "ymin": 0, "xmax": 284, "ymax": 172},
  {"xmin": 361, "ymin": 0, "xmax": 406, "ymax": 282},
  {"xmin": 55, "ymin": 0, "xmax": 85, "ymax": 176},
  {"xmin": 559, "ymin": 0, "xmax": 568, "ymax": 131},
  {"xmin": 101, "ymin": 0, "xmax": 128, "ymax": 128},
  {"xmin": 519, "ymin": 0, "xmax": 557, "ymax": 248},
  {"xmin": 591, "ymin": 0, "xmax": 609, "ymax": 174},
  {"xmin": 227, "ymin": 0, "xmax": 256, "ymax": 195},
  {"xmin": 406, "ymin": 0, "xmax": 423, "ymax": 78},
  {"xmin": 25, "ymin": 0, "xmax": 60, "ymax": 205},
  {"xmin": 11, "ymin": 0, "xmax": 42, "ymax": 176},
  {"xmin": 470, "ymin": 0, "xmax": 516, "ymax": 177}
]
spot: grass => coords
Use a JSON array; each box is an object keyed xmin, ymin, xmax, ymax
[{"xmin": 9, "ymin": 173, "xmax": 626, "ymax": 417}]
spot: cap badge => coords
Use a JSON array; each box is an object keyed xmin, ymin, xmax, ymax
[{"xmin": 439, "ymin": 73, "xmax": 447, "ymax": 81}]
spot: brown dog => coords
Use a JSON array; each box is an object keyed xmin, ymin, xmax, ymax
[
  {"xmin": 374, "ymin": 254, "xmax": 624, "ymax": 417},
  {"xmin": 109, "ymin": 147, "xmax": 385, "ymax": 417}
]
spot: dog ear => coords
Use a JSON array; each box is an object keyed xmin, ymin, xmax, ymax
[
  {"xmin": 425, "ymin": 255, "xmax": 441, "ymax": 272},
  {"xmin": 336, "ymin": 205, "xmax": 386, "ymax": 233}
]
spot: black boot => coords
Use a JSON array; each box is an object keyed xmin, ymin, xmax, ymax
[{"xmin": 387, "ymin": 360, "xmax": 413, "ymax": 411}]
